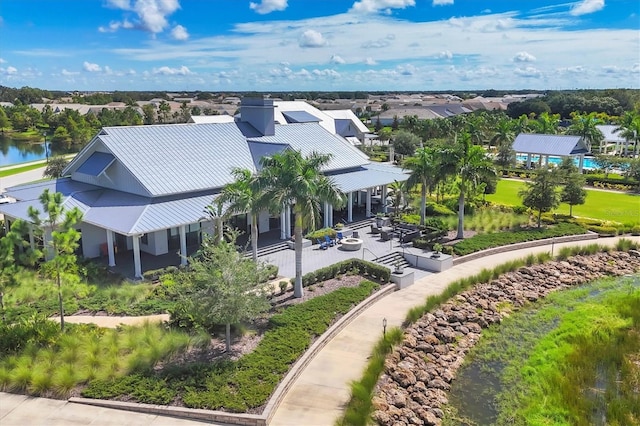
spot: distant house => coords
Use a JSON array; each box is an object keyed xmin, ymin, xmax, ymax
[
  {"xmin": 1, "ymin": 98, "xmax": 408, "ymax": 278},
  {"xmin": 512, "ymin": 133, "xmax": 589, "ymax": 171}
]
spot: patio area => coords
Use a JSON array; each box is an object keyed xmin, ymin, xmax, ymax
[{"xmin": 94, "ymin": 217, "xmax": 437, "ymax": 282}]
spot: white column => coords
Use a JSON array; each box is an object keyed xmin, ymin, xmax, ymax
[
  {"xmin": 366, "ymin": 188, "xmax": 372, "ymax": 217},
  {"xmin": 323, "ymin": 202, "xmax": 329, "ymax": 228},
  {"xmin": 545, "ymin": 155, "xmax": 549, "ymax": 166},
  {"xmin": 285, "ymin": 205, "xmax": 292, "ymax": 238},
  {"xmin": 526, "ymin": 153, "xmax": 532, "ymax": 169},
  {"xmin": 132, "ymin": 235, "xmax": 142, "ymax": 279},
  {"xmin": 328, "ymin": 204, "xmax": 333, "ymax": 227},
  {"xmin": 106, "ymin": 229, "xmax": 115, "ymax": 267},
  {"xmin": 280, "ymin": 208, "xmax": 287, "ymax": 240},
  {"xmin": 381, "ymin": 185, "xmax": 388, "ymax": 214},
  {"xmin": 578, "ymin": 154, "xmax": 584, "ymax": 173},
  {"xmin": 347, "ymin": 192, "xmax": 353, "ymax": 223},
  {"xmin": 179, "ymin": 225, "xmax": 187, "ymax": 266}
]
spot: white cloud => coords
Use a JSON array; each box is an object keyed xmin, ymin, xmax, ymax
[
  {"xmin": 83, "ymin": 62, "xmax": 102, "ymax": 72},
  {"xmin": 152, "ymin": 65, "xmax": 192, "ymax": 75},
  {"xmin": 312, "ymin": 68, "xmax": 340, "ymax": 77},
  {"xmin": 2, "ymin": 66, "xmax": 17, "ymax": 75},
  {"xmin": 432, "ymin": 0, "xmax": 453, "ymax": 6},
  {"xmin": 350, "ymin": 0, "xmax": 415, "ymax": 14},
  {"xmin": 514, "ymin": 66, "xmax": 542, "ymax": 78},
  {"xmin": 0, "ymin": 58, "xmax": 6, "ymax": 64},
  {"xmin": 171, "ymin": 25, "xmax": 189, "ymax": 40},
  {"xmin": 61, "ymin": 69, "xmax": 80, "ymax": 76},
  {"xmin": 299, "ymin": 30, "xmax": 327, "ymax": 48},
  {"xmin": 436, "ymin": 50, "xmax": 453, "ymax": 59},
  {"xmin": 570, "ymin": 0, "xmax": 605, "ymax": 16},
  {"xmin": 100, "ymin": 0, "xmax": 181, "ymax": 34},
  {"xmin": 513, "ymin": 51, "xmax": 536, "ymax": 62},
  {"xmin": 558, "ymin": 66, "xmax": 585, "ymax": 74},
  {"xmin": 249, "ymin": 0, "xmax": 288, "ymax": 14},
  {"xmin": 364, "ymin": 57, "xmax": 377, "ymax": 65},
  {"xmin": 330, "ymin": 54, "xmax": 346, "ymax": 64}
]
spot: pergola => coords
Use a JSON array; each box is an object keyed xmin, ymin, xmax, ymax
[{"xmin": 512, "ymin": 133, "xmax": 589, "ymax": 172}]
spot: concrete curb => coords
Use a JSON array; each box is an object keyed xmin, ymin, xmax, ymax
[
  {"xmin": 452, "ymin": 231, "xmax": 599, "ymax": 265},
  {"xmin": 69, "ymin": 282, "xmax": 397, "ymax": 426}
]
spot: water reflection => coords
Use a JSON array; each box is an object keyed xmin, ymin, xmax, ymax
[{"xmin": 0, "ymin": 134, "xmax": 55, "ymax": 166}]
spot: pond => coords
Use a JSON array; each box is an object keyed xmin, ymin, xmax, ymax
[
  {"xmin": 446, "ymin": 274, "xmax": 640, "ymax": 426},
  {"xmin": 0, "ymin": 134, "xmax": 56, "ymax": 167}
]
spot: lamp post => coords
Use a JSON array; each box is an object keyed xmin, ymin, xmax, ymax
[
  {"xmin": 382, "ymin": 317, "xmax": 387, "ymax": 338},
  {"xmin": 43, "ymin": 131, "xmax": 49, "ymax": 163}
]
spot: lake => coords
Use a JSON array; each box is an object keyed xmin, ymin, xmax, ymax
[{"xmin": 0, "ymin": 134, "xmax": 56, "ymax": 167}]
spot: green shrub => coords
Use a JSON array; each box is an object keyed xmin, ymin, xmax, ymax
[
  {"xmin": 425, "ymin": 202, "xmax": 456, "ymax": 216},
  {"xmin": 586, "ymin": 225, "xmax": 618, "ymax": 236},
  {"xmin": 300, "ymin": 259, "xmax": 390, "ymax": 286},
  {"xmin": 305, "ymin": 228, "xmax": 337, "ymax": 241},
  {"xmin": 631, "ymin": 226, "xmax": 640, "ymax": 236},
  {"xmin": 452, "ymin": 223, "xmax": 588, "ymax": 256}
]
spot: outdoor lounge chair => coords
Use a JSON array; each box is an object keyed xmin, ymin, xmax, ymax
[
  {"xmin": 324, "ymin": 235, "xmax": 336, "ymax": 247},
  {"xmin": 336, "ymin": 231, "xmax": 344, "ymax": 243},
  {"xmin": 380, "ymin": 230, "xmax": 392, "ymax": 241},
  {"xmin": 370, "ymin": 224, "xmax": 381, "ymax": 234},
  {"xmin": 317, "ymin": 239, "xmax": 329, "ymax": 250}
]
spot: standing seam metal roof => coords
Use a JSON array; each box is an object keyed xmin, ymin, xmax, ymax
[{"xmin": 512, "ymin": 133, "xmax": 589, "ymax": 156}]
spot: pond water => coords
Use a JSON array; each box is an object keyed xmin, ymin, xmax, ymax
[
  {"xmin": 446, "ymin": 275, "xmax": 640, "ymax": 425},
  {"xmin": 0, "ymin": 135, "xmax": 56, "ymax": 167}
]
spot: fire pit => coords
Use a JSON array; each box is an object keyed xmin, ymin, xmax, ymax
[{"xmin": 341, "ymin": 238, "xmax": 363, "ymax": 251}]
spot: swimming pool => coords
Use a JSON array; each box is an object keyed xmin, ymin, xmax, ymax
[{"xmin": 515, "ymin": 154, "xmax": 597, "ymax": 170}]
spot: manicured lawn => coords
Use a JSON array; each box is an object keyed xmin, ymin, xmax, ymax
[
  {"xmin": 0, "ymin": 162, "xmax": 47, "ymax": 177},
  {"xmin": 487, "ymin": 179, "xmax": 640, "ymax": 225}
]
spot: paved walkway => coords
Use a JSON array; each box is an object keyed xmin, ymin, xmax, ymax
[
  {"xmin": 269, "ymin": 236, "xmax": 636, "ymax": 425},
  {"xmin": 49, "ymin": 314, "xmax": 170, "ymax": 328}
]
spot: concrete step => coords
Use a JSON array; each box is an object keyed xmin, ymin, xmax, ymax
[{"xmin": 374, "ymin": 251, "xmax": 410, "ymax": 268}]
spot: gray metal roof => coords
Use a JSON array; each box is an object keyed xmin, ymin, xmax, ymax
[
  {"xmin": 512, "ymin": 133, "xmax": 589, "ymax": 156},
  {"xmin": 65, "ymin": 121, "xmax": 369, "ymax": 198},
  {"xmin": 597, "ymin": 125, "xmax": 626, "ymax": 143},
  {"xmin": 328, "ymin": 163, "xmax": 409, "ymax": 193},
  {"xmin": 282, "ymin": 110, "xmax": 320, "ymax": 123}
]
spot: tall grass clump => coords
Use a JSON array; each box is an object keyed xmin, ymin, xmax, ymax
[
  {"xmin": 337, "ymin": 327, "xmax": 403, "ymax": 426},
  {"xmin": 616, "ymin": 238, "xmax": 640, "ymax": 252}
]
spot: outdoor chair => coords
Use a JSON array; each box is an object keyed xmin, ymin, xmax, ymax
[
  {"xmin": 324, "ymin": 235, "xmax": 336, "ymax": 247},
  {"xmin": 370, "ymin": 224, "xmax": 380, "ymax": 234},
  {"xmin": 336, "ymin": 231, "xmax": 344, "ymax": 243},
  {"xmin": 317, "ymin": 239, "xmax": 328, "ymax": 250},
  {"xmin": 380, "ymin": 230, "xmax": 392, "ymax": 241}
]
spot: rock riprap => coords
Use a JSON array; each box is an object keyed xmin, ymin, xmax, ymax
[{"xmin": 373, "ymin": 251, "xmax": 640, "ymax": 426}]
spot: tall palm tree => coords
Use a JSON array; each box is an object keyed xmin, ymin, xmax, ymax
[
  {"xmin": 566, "ymin": 112, "xmax": 604, "ymax": 153},
  {"xmin": 387, "ymin": 180, "xmax": 409, "ymax": 214},
  {"xmin": 489, "ymin": 119, "xmax": 515, "ymax": 150},
  {"xmin": 454, "ymin": 133, "xmax": 496, "ymax": 240},
  {"xmin": 217, "ymin": 168, "xmax": 268, "ymax": 262},
  {"xmin": 403, "ymin": 147, "xmax": 438, "ymax": 226},
  {"xmin": 258, "ymin": 150, "xmax": 344, "ymax": 298},
  {"xmin": 514, "ymin": 114, "xmax": 533, "ymax": 135}
]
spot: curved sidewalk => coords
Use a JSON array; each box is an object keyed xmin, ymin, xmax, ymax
[{"xmin": 269, "ymin": 236, "xmax": 636, "ymax": 425}]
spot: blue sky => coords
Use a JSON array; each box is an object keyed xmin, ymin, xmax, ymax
[{"xmin": 1, "ymin": 0, "xmax": 638, "ymax": 92}]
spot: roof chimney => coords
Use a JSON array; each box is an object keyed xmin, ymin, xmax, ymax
[{"xmin": 240, "ymin": 97, "xmax": 275, "ymax": 136}]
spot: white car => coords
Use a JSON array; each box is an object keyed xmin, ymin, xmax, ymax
[{"xmin": 0, "ymin": 193, "xmax": 15, "ymax": 204}]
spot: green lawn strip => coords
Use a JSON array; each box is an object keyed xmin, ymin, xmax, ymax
[
  {"xmin": 0, "ymin": 162, "xmax": 47, "ymax": 177},
  {"xmin": 451, "ymin": 222, "xmax": 588, "ymax": 256},
  {"xmin": 486, "ymin": 179, "xmax": 640, "ymax": 226},
  {"xmin": 82, "ymin": 280, "xmax": 380, "ymax": 412},
  {"xmin": 455, "ymin": 276, "xmax": 640, "ymax": 426}
]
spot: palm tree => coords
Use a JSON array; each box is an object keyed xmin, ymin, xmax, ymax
[
  {"xmin": 453, "ymin": 133, "xmax": 496, "ymax": 240},
  {"xmin": 258, "ymin": 150, "xmax": 344, "ymax": 298},
  {"xmin": 566, "ymin": 113, "xmax": 604, "ymax": 153},
  {"xmin": 533, "ymin": 112, "xmax": 560, "ymax": 134},
  {"xmin": 387, "ymin": 180, "xmax": 409, "ymax": 214},
  {"xmin": 403, "ymin": 147, "xmax": 438, "ymax": 226},
  {"xmin": 514, "ymin": 114, "xmax": 533, "ymax": 135},
  {"xmin": 202, "ymin": 201, "xmax": 225, "ymax": 246},
  {"xmin": 489, "ymin": 119, "xmax": 515, "ymax": 150},
  {"xmin": 615, "ymin": 111, "xmax": 640, "ymax": 156},
  {"xmin": 217, "ymin": 168, "xmax": 268, "ymax": 262}
]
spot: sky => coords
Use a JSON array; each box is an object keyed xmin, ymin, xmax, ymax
[{"xmin": 0, "ymin": 0, "xmax": 639, "ymax": 92}]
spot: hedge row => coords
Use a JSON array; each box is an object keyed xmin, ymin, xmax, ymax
[
  {"xmin": 82, "ymin": 280, "xmax": 380, "ymax": 412},
  {"xmin": 294, "ymin": 258, "xmax": 391, "ymax": 286},
  {"xmin": 452, "ymin": 222, "xmax": 588, "ymax": 256}
]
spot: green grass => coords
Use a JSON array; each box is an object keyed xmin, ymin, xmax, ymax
[
  {"xmin": 442, "ymin": 208, "xmax": 529, "ymax": 233},
  {"xmin": 0, "ymin": 162, "xmax": 48, "ymax": 177},
  {"xmin": 487, "ymin": 179, "xmax": 640, "ymax": 226},
  {"xmin": 447, "ymin": 275, "xmax": 640, "ymax": 426}
]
